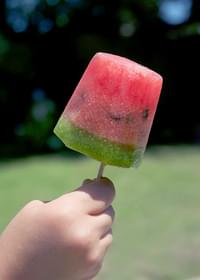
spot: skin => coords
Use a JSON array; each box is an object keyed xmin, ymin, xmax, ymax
[{"xmin": 0, "ymin": 178, "xmax": 115, "ymax": 280}]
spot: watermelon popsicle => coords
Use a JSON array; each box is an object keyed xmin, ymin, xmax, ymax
[{"xmin": 54, "ymin": 52, "xmax": 163, "ymax": 175}]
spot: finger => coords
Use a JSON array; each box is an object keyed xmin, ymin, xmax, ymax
[
  {"xmin": 75, "ymin": 177, "xmax": 116, "ymax": 214},
  {"xmin": 51, "ymin": 178, "xmax": 92, "ymax": 205},
  {"xmin": 97, "ymin": 229, "xmax": 113, "ymax": 258},
  {"xmin": 100, "ymin": 228, "xmax": 113, "ymax": 241},
  {"xmin": 82, "ymin": 179, "xmax": 93, "ymax": 185},
  {"xmin": 89, "ymin": 229, "xmax": 113, "ymax": 271},
  {"xmin": 50, "ymin": 178, "xmax": 115, "ymax": 214},
  {"xmin": 92, "ymin": 206, "xmax": 115, "ymax": 236}
]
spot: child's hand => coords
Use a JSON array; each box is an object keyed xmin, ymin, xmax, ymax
[{"xmin": 0, "ymin": 178, "xmax": 115, "ymax": 280}]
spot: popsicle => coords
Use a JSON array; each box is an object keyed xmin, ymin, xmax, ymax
[{"xmin": 54, "ymin": 52, "xmax": 163, "ymax": 170}]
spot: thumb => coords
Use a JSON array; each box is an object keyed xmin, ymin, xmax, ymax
[{"xmin": 74, "ymin": 178, "xmax": 116, "ymax": 214}]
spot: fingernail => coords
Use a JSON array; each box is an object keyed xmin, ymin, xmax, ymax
[
  {"xmin": 99, "ymin": 177, "xmax": 114, "ymax": 186},
  {"xmin": 82, "ymin": 179, "xmax": 93, "ymax": 185}
]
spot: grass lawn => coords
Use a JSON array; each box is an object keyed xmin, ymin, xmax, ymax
[{"xmin": 0, "ymin": 145, "xmax": 200, "ymax": 279}]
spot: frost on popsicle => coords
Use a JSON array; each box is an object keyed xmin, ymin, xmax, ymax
[{"xmin": 54, "ymin": 52, "xmax": 163, "ymax": 168}]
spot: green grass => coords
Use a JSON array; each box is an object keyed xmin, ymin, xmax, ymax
[{"xmin": 1, "ymin": 146, "xmax": 200, "ymax": 279}]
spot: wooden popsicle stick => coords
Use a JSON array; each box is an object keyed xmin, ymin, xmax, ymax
[{"xmin": 97, "ymin": 162, "xmax": 105, "ymax": 179}]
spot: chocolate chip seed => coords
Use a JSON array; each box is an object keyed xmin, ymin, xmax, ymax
[
  {"xmin": 109, "ymin": 112, "xmax": 134, "ymax": 124},
  {"xmin": 143, "ymin": 108, "xmax": 149, "ymax": 120}
]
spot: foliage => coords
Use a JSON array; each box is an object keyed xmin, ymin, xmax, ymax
[{"xmin": 0, "ymin": 0, "xmax": 200, "ymax": 156}]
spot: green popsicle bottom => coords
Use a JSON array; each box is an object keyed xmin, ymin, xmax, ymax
[{"xmin": 54, "ymin": 117, "xmax": 143, "ymax": 168}]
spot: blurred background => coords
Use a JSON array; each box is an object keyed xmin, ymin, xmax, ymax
[
  {"xmin": 0, "ymin": 0, "xmax": 200, "ymax": 156},
  {"xmin": 1, "ymin": 0, "xmax": 200, "ymax": 279}
]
